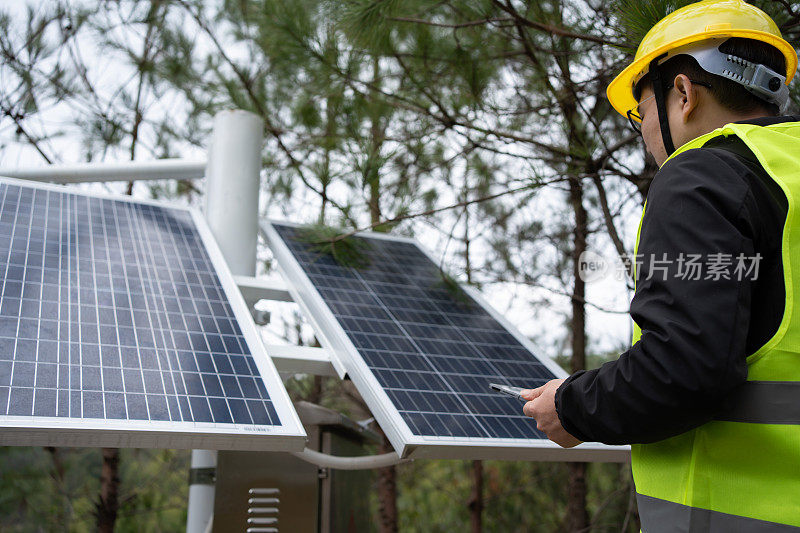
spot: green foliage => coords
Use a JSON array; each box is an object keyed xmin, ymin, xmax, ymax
[
  {"xmin": 113, "ymin": 449, "xmax": 189, "ymax": 532},
  {"xmin": 338, "ymin": 0, "xmax": 405, "ymax": 53},
  {"xmin": 612, "ymin": 0, "xmax": 696, "ymax": 52},
  {"xmin": 611, "ymin": 0, "xmax": 800, "ymax": 111},
  {"xmin": 613, "ymin": 0, "xmax": 799, "ymax": 53},
  {"xmin": 0, "ymin": 447, "xmax": 189, "ymax": 531},
  {"xmin": 293, "ymin": 94, "xmax": 322, "ymax": 128},
  {"xmin": 397, "ymin": 459, "xmax": 638, "ymax": 532},
  {"xmin": 434, "ymin": 269, "xmax": 474, "ymax": 308},
  {"xmin": 297, "ymin": 224, "xmax": 373, "ymax": 268}
]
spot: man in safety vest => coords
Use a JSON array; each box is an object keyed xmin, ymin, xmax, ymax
[{"xmin": 520, "ymin": 0, "xmax": 800, "ymax": 530}]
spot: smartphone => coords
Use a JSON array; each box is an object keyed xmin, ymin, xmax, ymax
[{"xmin": 489, "ymin": 383, "xmax": 527, "ymax": 402}]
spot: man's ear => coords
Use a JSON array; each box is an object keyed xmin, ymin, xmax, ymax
[{"xmin": 673, "ymin": 74, "xmax": 699, "ymax": 123}]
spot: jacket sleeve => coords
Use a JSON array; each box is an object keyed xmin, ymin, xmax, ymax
[{"xmin": 554, "ymin": 149, "xmax": 759, "ymax": 445}]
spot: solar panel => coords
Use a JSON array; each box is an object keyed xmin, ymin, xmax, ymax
[
  {"xmin": 0, "ymin": 178, "xmax": 305, "ymax": 451},
  {"xmin": 264, "ymin": 221, "xmax": 628, "ymax": 461}
]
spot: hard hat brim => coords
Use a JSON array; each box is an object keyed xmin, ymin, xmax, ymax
[{"xmin": 607, "ymin": 29, "xmax": 798, "ymax": 119}]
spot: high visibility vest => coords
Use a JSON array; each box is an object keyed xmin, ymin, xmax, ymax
[{"xmin": 631, "ymin": 121, "xmax": 800, "ymax": 531}]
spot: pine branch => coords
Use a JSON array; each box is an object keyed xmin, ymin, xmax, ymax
[
  {"xmin": 0, "ymin": 101, "xmax": 54, "ymax": 163},
  {"xmin": 242, "ymin": 20, "xmax": 574, "ymax": 159},
  {"xmin": 327, "ymin": 176, "xmax": 565, "ymax": 243},
  {"xmin": 773, "ymin": 0, "xmax": 800, "ymax": 29},
  {"xmin": 174, "ymin": 0, "xmax": 359, "ymax": 227},
  {"xmin": 592, "ymin": 175, "xmax": 634, "ymax": 281},
  {"xmin": 491, "ymin": 0, "xmax": 624, "ymax": 47},
  {"xmin": 498, "ymin": 273, "xmax": 630, "ymax": 314},
  {"xmin": 387, "ymin": 16, "xmax": 514, "ymax": 29},
  {"xmin": 296, "ymin": 224, "xmax": 373, "ymax": 269},
  {"xmin": 434, "ymin": 269, "xmax": 474, "ymax": 307}
]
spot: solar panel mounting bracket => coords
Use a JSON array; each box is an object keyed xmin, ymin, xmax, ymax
[
  {"xmin": 233, "ymin": 275, "xmax": 293, "ymax": 304},
  {"xmin": 266, "ymin": 345, "xmax": 337, "ymax": 377}
]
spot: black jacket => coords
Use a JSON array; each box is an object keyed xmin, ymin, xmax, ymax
[{"xmin": 555, "ymin": 115, "xmax": 797, "ymax": 445}]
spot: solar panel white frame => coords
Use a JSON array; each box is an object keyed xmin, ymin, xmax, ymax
[
  {"xmin": 0, "ymin": 177, "xmax": 306, "ymax": 451},
  {"xmin": 263, "ymin": 220, "xmax": 629, "ymax": 462}
]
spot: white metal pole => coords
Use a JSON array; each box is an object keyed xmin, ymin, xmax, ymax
[
  {"xmin": 186, "ymin": 109, "xmax": 264, "ymax": 533},
  {"xmin": 0, "ymin": 158, "xmax": 206, "ymax": 183},
  {"xmin": 186, "ymin": 450, "xmax": 219, "ymax": 533},
  {"xmin": 204, "ymin": 110, "xmax": 263, "ymax": 274}
]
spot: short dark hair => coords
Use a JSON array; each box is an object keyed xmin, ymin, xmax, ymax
[{"xmin": 634, "ymin": 37, "xmax": 787, "ymax": 116}]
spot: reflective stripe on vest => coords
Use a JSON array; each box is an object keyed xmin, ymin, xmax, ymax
[
  {"xmin": 715, "ymin": 381, "xmax": 800, "ymax": 424},
  {"xmin": 631, "ymin": 121, "xmax": 800, "ymax": 530},
  {"xmin": 637, "ymin": 494, "xmax": 800, "ymax": 533}
]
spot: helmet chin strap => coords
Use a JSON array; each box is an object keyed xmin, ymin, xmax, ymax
[{"xmin": 649, "ymin": 54, "xmax": 675, "ymax": 157}]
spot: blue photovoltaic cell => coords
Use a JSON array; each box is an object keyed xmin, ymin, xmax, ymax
[
  {"xmin": 272, "ymin": 223, "xmax": 556, "ymax": 440},
  {"xmin": 0, "ymin": 181, "xmax": 280, "ymax": 427}
]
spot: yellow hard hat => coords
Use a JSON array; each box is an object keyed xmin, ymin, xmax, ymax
[{"xmin": 607, "ymin": 0, "xmax": 798, "ymax": 118}]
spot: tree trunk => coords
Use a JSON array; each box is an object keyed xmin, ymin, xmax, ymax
[
  {"xmin": 637, "ymin": 153, "xmax": 658, "ymax": 202},
  {"xmin": 566, "ymin": 462, "xmax": 589, "ymax": 532},
  {"xmin": 566, "ymin": 169, "xmax": 589, "ymax": 532},
  {"xmin": 46, "ymin": 446, "xmax": 71, "ymax": 527},
  {"xmin": 468, "ymin": 460, "xmax": 483, "ymax": 533},
  {"xmin": 463, "ymin": 206, "xmax": 483, "ymax": 533},
  {"xmin": 369, "ymin": 55, "xmax": 397, "ymax": 533},
  {"xmin": 95, "ymin": 447, "xmax": 120, "ymax": 533},
  {"xmin": 367, "ymin": 56, "xmax": 383, "ymax": 227},
  {"xmin": 377, "ymin": 434, "xmax": 398, "ymax": 533},
  {"xmin": 94, "ymin": 11, "xmax": 162, "ymax": 529}
]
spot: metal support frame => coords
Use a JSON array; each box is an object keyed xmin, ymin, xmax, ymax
[
  {"xmin": 231, "ymin": 276, "xmax": 337, "ymax": 376},
  {"xmin": 233, "ymin": 275, "xmax": 293, "ymax": 304},
  {"xmin": 266, "ymin": 345, "xmax": 336, "ymax": 376},
  {"xmin": 0, "ymin": 158, "xmax": 206, "ymax": 183}
]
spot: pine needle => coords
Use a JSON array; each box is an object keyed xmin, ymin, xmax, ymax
[
  {"xmin": 612, "ymin": 0, "xmax": 793, "ymax": 53},
  {"xmin": 296, "ymin": 224, "xmax": 372, "ymax": 269},
  {"xmin": 434, "ymin": 269, "xmax": 474, "ymax": 308},
  {"xmin": 612, "ymin": 0, "xmax": 697, "ymax": 53}
]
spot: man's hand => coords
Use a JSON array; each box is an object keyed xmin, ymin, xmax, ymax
[{"xmin": 521, "ymin": 379, "xmax": 582, "ymax": 448}]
